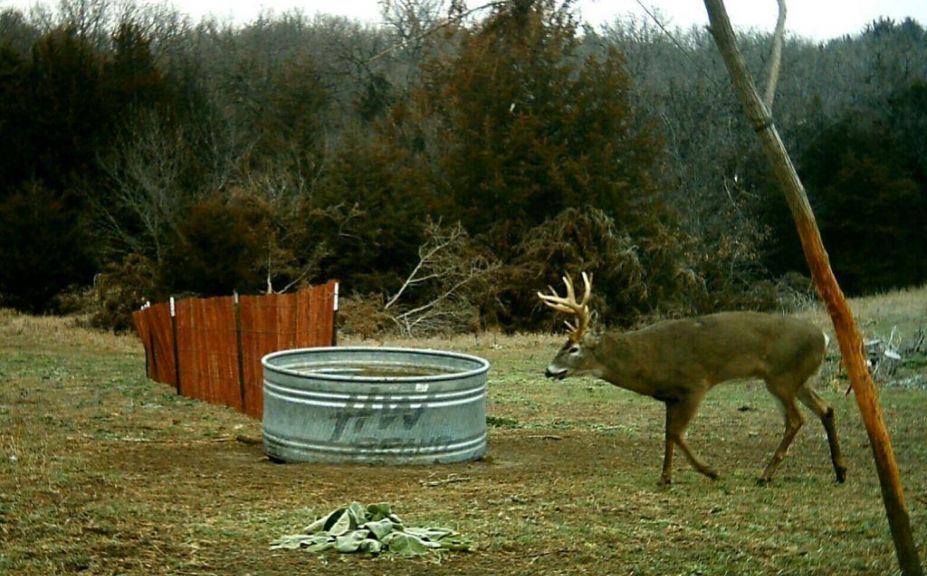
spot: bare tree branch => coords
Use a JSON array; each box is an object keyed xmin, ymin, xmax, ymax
[
  {"xmin": 369, "ymin": 0, "xmax": 506, "ymax": 64},
  {"xmin": 384, "ymin": 219, "xmax": 499, "ymax": 336},
  {"xmin": 763, "ymin": 0, "xmax": 786, "ymax": 110},
  {"xmin": 385, "ymin": 219, "xmax": 464, "ymax": 310},
  {"xmin": 632, "ymin": 0, "xmax": 694, "ymax": 58}
]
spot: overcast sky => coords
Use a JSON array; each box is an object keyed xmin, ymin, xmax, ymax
[{"xmin": 3, "ymin": 0, "xmax": 927, "ymax": 40}]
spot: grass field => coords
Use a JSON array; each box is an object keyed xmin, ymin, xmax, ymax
[{"xmin": 1, "ymin": 287, "xmax": 926, "ymax": 575}]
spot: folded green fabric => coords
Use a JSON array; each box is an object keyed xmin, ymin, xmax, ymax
[
  {"xmin": 363, "ymin": 517, "xmax": 400, "ymax": 540},
  {"xmin": 335, "ymin": 529, "xmax": 381, "ymax": 553},
  {"xmin": 270, "ymin": 533, "xmax": 334, "ymax": 553},
  {"xmin": 381, "ymin": 531, "xmax": 438, "ymax": 557},
  {"xmin": 271, "ymin": 501, "xmax": 470, "ymax": 557}
]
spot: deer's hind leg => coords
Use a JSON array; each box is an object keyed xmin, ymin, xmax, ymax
[
  {"xmin": 759, "ymin": 377, "xmax": 807, "ymax": 484},
  {"xmin": 661, "ymin": 391, "xmax": 717, "ymax": 485},
  {"xmin": 797, "ymin": 384, "xmax": 847, "ymax": 483}
]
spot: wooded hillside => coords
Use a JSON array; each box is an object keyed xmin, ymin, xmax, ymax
[{"xmin": 1, "ymin": 0, "xmax": 925, "ymax": 334}]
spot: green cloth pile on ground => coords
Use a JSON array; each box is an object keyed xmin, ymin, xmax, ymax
[{"xmin": 271, "ymin": 502, "xmax": 470, "ymax": 557}]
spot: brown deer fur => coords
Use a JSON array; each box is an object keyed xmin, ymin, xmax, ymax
[{"xmin": 540, "ymin": 275, "xmax": 847, "ymax": 485}]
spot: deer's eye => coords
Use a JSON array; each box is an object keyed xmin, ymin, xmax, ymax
[{"xmin": 568, "ymin": 345, "xmax": 581, "ymax": 355}]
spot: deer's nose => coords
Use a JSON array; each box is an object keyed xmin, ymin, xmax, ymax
[{"xmin": 545, "ymin": 367, "xmax": 567, "ymax": 380}]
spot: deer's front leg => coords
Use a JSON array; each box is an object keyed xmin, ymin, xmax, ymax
[
  {"xmin": 758, "ymin": 394, "xmax": 805, "ymax": 485},
  {"xmin": 662, "ymin": 394, "xmax": 718, "ymax": 484}
]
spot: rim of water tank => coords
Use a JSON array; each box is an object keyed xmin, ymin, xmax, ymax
[{"xmin": 261, "ymin": 346, "xmax": 490, "ymax": 384}]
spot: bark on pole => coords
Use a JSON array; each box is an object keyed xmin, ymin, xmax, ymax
[{"xmin": 702, "ymin": 2, "xmax": 924, "ymax": 574}]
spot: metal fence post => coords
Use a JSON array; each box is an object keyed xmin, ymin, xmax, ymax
[
  {"xmin": 170, "ymin": 296, "xmax": 181, "ymax": 395},
  {"xmin": 331, "ymin": 281, "xmax": 339, "ymax": 346},
  {"xmin": 233, "ymin": 290, "xmax": 247, "ymax": 413}
]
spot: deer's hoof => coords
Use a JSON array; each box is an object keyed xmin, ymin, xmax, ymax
[
  {"xmin": 835, "ymin": 466, "xmax": 848, "ymax": 483},
  {"xmin": 704, "ymin": 469, "xmax": 720, "ymax": 481},
  {"xmin": 756, "ymin": 476, "xmax": 772, "ymax": 487},
  {"xmin": 659, "ymin": 476, "xmax": 673, "ymax": 486}
]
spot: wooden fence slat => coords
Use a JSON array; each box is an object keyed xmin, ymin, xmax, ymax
[
  {"xmin": 174, "ymin": 299, "xmax": 199, "ymax": 402},
  {"xmin": 240, "ymin": 292, "xmax": 297, "ymax": 418},
  {"xmin": 175, "ymin": 296, "xmax": 241, "ymax": 410},
  {"xmin": 209, "ymin": 296, "xmax": 241, "ymax": 409},
  {"xmin": 239, "ymin": 294, "xmax": 264, "ymax": 418}
]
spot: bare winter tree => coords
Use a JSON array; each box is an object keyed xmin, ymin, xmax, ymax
[
  {"xmin": 96, "ymin": 110, "xmax": 191, "ymax": 264},
  {"xmin": 594, "ymin": 19, "xmax": 778, "ymax": 310},
  {"xmin": 379, "ymin": 0, "xmax": 445, "ymax": 59},
  {"xmin": 46, "ymin": 0, "xmax": 113, "ymax": 48},
  {"xmin": 95, "ymin": 104, "xmax": 243, "ymax": 260},
  {"xmin": 372, "ymin": 0, "xmax": 506, "ymax": 65},
  {"xmin": 0, "ymin": 7, "xmax": 41, "ymax": 55}
]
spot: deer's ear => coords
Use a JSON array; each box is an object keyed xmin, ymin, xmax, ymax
[
  {"xmin": 583, "ymin": 326, "xmax": 602, "ymax": 345},
  {"xmin": 589, "ymin": 310, "xmax": 603, "ymax": 335}
]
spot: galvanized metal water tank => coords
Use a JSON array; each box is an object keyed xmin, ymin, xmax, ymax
[{"xmin": 262, "ymin": 347, "xmax": 489, "ymax": 464}]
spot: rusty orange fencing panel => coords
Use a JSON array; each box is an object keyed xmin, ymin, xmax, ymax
[
  {"xmin": 148, "ymin": 301, "xmax": 178, "ymax": 386},
  {"xmin": 132, "ymin": 301, "xmax": 177, "ymax": 388},
  {"xmin": 239, "ymin": 281, "xmax": 337, "ymax": 418},
  {"xmin": 174, "ymin": 296, "xmax": 242, "ymax": 411},
  {"xmin": 295, "ymin": 280, "xmax": 337, "ymax": 348},
  {"xmin": 133, "ymin": 282, "xmax": 336, "ymax": 419},
  {"xmin": 239, "ymin": 293, "xmax": 292, "ymax": 418}
]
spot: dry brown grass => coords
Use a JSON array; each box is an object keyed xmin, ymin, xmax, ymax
[
  {"xmin": 0, "ymin": 308, "xmax": 140, "ymax": 354},
  {"xmin": 1, "ymin": 291, "xmax": 926, "ymax": 575},
  {"xmin": 793, "ymin": 284, "xmax": 927, "ymax": 343},
  {"xmin": 791, "ymin": 285, "xmax": 927, "ymax": 390}
]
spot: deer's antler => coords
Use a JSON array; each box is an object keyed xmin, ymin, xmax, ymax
[{"xmin": 537, "ymin": 272, "xmax": 593, "ymax": 342}]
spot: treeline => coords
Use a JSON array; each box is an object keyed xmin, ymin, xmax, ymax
[{"xmin": 0, "ymin": 0, "xmax": 925, "ymax": 334}]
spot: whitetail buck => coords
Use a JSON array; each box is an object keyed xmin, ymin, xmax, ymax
[{"xmin": 538, "ymin": 273, "xmax": 847, "ymax": 485}]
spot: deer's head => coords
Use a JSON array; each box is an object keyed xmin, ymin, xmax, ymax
[{"xmin": 538, "ymin": 272, "xmax": 600, "ymax": 380}]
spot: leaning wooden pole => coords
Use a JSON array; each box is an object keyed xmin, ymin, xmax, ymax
[{"xmin": 702, "ymin": 2, "xmax": 923, "ymax": 574}]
